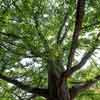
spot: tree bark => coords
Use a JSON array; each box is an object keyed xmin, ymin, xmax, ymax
[
  {"xmin": 48, "ymin": 71, "xmax": 71, "ymax": 100},
  {"xmin": 47, "ymin": 60, "xmax": 71, "ymax": 100}
]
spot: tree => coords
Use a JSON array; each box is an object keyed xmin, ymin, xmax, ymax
[{"xmin": 0, "ymin": 0, "xmax": 100, "ymax": 100}]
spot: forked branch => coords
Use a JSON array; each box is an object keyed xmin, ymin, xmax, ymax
[
  {"xmin": 62, "ymin": 32, "xmax": 100, "ymax": 79},
  {"xmin": 67, "ymin": 0, "xmax": 86, "ymax": 68}
]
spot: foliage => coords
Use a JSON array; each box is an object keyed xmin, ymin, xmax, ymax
[{"xmin": 0, "ymin": 0, "xmax": 100, "ymax": 100}]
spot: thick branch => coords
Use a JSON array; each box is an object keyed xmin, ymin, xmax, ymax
[
  {"xmin": 69, "ymin": 75, "xmax": 100, "ymax": 99},
  {"xmin": 61, "ymin": 32, "xmax": 100, "ymax": 80},
  {"xmin": 67, "ymin": 0, "xmax": 85, "ymax": 68},
  {"xmin": 0, "ymin": 73, "xmax": 48, "ymax": 98},
  {"xmin": 64, "ymin": 48, "xmax": 96, "ymax": 77}
]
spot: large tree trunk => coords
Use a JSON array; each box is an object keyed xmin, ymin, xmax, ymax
[
  {"xmin": 47, "ymin": 59, "xmax": 71, "ymax": 100},
  {"xmin": 48, "ymin": 71, "xmax": 71, "ymax": 100}
]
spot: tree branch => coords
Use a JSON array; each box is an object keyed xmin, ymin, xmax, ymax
[
  {"xmin": 0, "ymin": 42, "xmax": 44, "ymax": 58},
  {"xmin": 69, "ymin": 75, "xmax": 100, "ymax": 99},
  {"xmin": 0, "ymin": 73, "xmax": 48, "ymax": 98},
  {"xmin": 57, "ymin": 12, "xmax": 68, "ymax": 44},
  {"xmin": 56, "ymin": 0, "xmax": 68, "ymax": 44},
  {"xmin": 34, "ymin": 14, "xmax": 49, "ymax": 51},
  {"xmin": 61, "ymin": 32, "xmax": 100, "ymax": 80},
  {"xmin": 67, "ymin": 0, "xmax": 86, "ymax": 68},
  {"xmin": 59, "ymin": 22, "xmax": 69, "ymax": 44}
]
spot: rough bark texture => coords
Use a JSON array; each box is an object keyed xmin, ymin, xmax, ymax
[
  {"xmin": 48, "ymin": 71, "xmax": 70, "ymax": 100},
  {"xmin": 47, "ymin": 59, "xmax": 71, "ymax": 100}
]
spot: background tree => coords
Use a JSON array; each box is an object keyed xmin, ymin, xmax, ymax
[{"xmin": 0, "ymin": 0, "xmax": 100, "ymax": 100}]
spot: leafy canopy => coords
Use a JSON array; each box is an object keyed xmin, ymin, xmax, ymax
[{"xmin": 0, "ymin": 0, "xmax": 100, "ymax": 100}]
